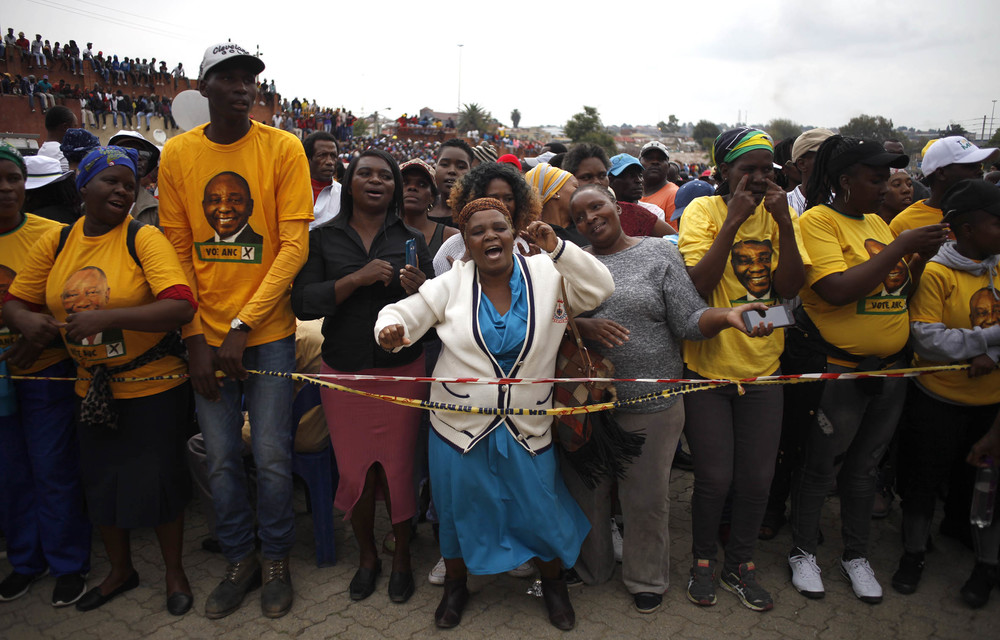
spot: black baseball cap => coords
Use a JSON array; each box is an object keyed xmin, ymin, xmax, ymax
[{"xmin": 941, "ymin": 179, "xmax": 1000, "ymax": 222}]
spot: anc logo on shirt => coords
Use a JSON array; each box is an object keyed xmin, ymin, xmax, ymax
[
  {"xmin": 553, "ymin": 298, "xmax": 567, "ymax": 324},
  {"xmin": 855, "ymin": 239, "xmax": 910, "ymax": 315},
  {"xmin": 728, "ymin": 239, "xmax": 777, "ymax": 305},
  {"xmin": 195, "ymin": 171, "xmax": 264, "ymax": 264}
]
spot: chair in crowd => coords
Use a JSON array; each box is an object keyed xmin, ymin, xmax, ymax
[{"xmin": 290, "ymin": 382, "xmax": 339, "ymax": 567}]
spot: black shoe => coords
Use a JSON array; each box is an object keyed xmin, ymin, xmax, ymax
[
  {"xmin": 672, "ymin": 447, "xmax": 694, "ymax": 471},
  {"xmin": 261, "ymin": 557, "xmax": 293, "ymax": 618},
  {"xmin": 166, "ymin": 591, "xmax": 193, "ymax": 616},
  {"xmin": 201, "ymin": 537, "xmax": 222, "ymax": 554},
  {"xmin": 434, "ymin": 577, "xmax": 469, "ymax": 628},
  {"xmin": 388, "ymin": 571, "xmax": 415, "ymax": 603},
  {"xmin": 349, "ymin": 559, "xmax": 381, "ymax": 601},
  {"xmin": 562, "ymin": 567, "xmax": 583, "ymax": 587},
  {"xmin": 960, "ymin": 562, "xmax": 999, "ymax": 609},
  {"xmin": 75, "ymin": 571, "xmax": 139, "ymax": 611},
  {"xmin": 51, "ymin": 573, "xmax": 87, "ymax": 607},
  {"xmin": 0, "ymin": 569, "xmax": 48, "ymax": 601},
  {"xmin": 204, "ymin": 555, "xmax": 261, "ymax": 619},
  {"xmin": 540, "ymin": 577, "xmax": 575, "ymax": 630},
  {"xmin": 633, "ymin": 591, "xmax": 662, "ymax": 614},
  {"xmin": 891, "ymin": 552, "xmax": 924, "ymax": 595}
]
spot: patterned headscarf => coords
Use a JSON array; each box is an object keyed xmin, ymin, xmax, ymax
[
  {"xmin": 525, "ymin": 163, "xmax": 572, "ymax": 205},
  {"xmin": 457, "ymin": 197, "xmax": 513, "ymax": 234},
  {"xmin": 712, "ymin": 127, "xmax": 774, "ymax": 166},
  {"xmin": 60, "ymin": 128, "xmax": 101, "ymax": 163},
  {"xmin": 0, "ymin": 141, "xmax": 26, "ymax": 175},
  {"xmin": 76, "ymin": 146, "xmax": 139, "ymax": 191}
]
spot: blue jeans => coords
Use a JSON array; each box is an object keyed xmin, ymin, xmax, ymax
[
  {"xmin": 195, "ymin": 335, "xmax": 295, "ymax": 562},
  {"xmin": 0, "ymin": 360, "xmax": 91, "ymax": 576}
]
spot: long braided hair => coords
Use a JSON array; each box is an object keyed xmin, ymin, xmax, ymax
[{"xmin": 804, "ymin": 135, "xmax": 867, "ymax": 210}]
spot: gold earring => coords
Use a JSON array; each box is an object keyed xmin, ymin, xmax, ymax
[{"xmin": 845, "ymin": 186, "xmax": 851, "ymax": 204}]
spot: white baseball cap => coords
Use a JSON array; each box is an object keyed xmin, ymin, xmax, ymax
[
  {"xmin": 198, "ymin": 42, "xmax": 265, "ymax": 80},
  {"xmin": 922, "ymin": 136, "xmax": 998, "ymax": 176}
]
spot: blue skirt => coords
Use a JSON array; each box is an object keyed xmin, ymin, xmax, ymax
[{"xmin": 429, "ymin": 425, "xmax": 590, "ymax": 575}]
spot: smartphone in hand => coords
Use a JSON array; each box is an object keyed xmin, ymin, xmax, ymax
[
  {"xmin": 405, "ymin": 238, "xmax": 417, "ymax": 267},
  {"xmin": 742, "ymin": 305, "xmax": 795, "ymax": 331}
]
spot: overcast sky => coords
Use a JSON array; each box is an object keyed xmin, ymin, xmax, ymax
[{"xmin": 7, "ymin": 0, "xmax": 998, "ymax": 135}]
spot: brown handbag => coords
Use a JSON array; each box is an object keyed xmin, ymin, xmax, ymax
[{"xmin": 552, "ymin": 282, "xmax": 643, "ymax": 488}]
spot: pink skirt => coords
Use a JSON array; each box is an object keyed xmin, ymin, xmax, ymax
[{"xmin": 320, "ymin": 357, "xmax": 427, "ymax": 523}]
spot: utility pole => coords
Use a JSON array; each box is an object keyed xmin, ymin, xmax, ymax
[
  {"xmin": 457, "ymin": 44, "xmax": 464, "ymax": 116},
  {"xmin": 992, "ymin": 100, "xmax": 997, "ymax": 140},
  {"xmin": 983, "ymin": 116, "xmax": 987, "ymax": 141}
]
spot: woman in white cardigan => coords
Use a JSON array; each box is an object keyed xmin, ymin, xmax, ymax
[{"xmin": 376, "ymin": 197, "xmax": 613, "ymax": 631}]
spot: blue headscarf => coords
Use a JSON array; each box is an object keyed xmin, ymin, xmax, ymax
[{"xmin": 76, "ymin": 146, "xmax": 138, "ymax": 191}]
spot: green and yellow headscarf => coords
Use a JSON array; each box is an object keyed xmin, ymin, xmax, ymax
[{"xmin": 712, "ymin": 127, "xmax": 774, "ymax": 167}]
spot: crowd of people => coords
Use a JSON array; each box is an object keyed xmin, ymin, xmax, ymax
[{"xmin": 3, "ymin": 38, "xmax": 1000, "ymax": 634}]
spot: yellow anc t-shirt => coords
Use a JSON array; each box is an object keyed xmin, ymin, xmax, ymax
[
  {"xmin": 157, "ymin": 120, "xmax": 313, "ymax": 347},
  {"xmin": 889, "ymin": 199, "xmax": 953, "ymax": 239},
  {"xmin": 0, "ymin": 213, "xmax": 69, "ymax": 375},
  {"xmin": 8, "ymin": 218, "xmax": 190, "ymax": 399},
  {"xmin": 909, "ymin": 261, "xmax": 1000, "ymax": 406},
  {"xmin": 799, "ymin": 205, "xmax": 912, "ymax": 363},
  {"xmin": 678, "ymin": 195, "xmax": 810, "ymax": 379}
]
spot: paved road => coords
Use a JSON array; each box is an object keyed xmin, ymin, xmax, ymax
[{"xmin": 2, "ymin": 469, "xmax": 997, "ymax": 639}]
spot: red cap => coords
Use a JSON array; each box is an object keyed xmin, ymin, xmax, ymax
[{"xmin": 498, "ymin": 154, "xmax": 522, "ymax": 171}]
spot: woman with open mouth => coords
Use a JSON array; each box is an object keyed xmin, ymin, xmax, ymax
[
  {"xmin": 3, "ymin": 145, "xmax": 198, "ymax": 615},
  {"xmin": 677, "ymin": 128, "xmax": 808, "ymax": 612},
  {"xmin": 292, "ymin": 149, "xmax": 434, "ymax": 606},
  {"xmin": 375, "ymin": 197, "xmax": 614, "ymax": 630}
]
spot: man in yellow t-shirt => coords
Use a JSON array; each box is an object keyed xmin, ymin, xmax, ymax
[
  {"xmin": 893, "ymin": 179, "xmax": 1000, "ymax": 603},
  {"xmin": 158, "ymin": 42, "xmax": 312, "ymax": 621},
  {"xmin": 890, "ymin": 136, "xmax": 998, "ymax": 238}
]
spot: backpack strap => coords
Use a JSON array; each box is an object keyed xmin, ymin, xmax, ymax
[{"xmin": 53, "ymin": 218, "xmax": 146, "ymax": 269}]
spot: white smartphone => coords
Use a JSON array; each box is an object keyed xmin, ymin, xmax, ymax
[{"xmin": 741, "ymin": 305, "xmax": 795, "ymax": 330}]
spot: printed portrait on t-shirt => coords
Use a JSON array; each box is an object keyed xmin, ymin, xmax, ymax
[
  {"xmin": 201, "ymin": 171, "xmax": 263, "ymax": 245},
  {"xmin": 863, "ymin": 238, "xmax": 909, "ymax": 295},
  {"xmin": 60, "ymin": 266, "xmax": 124, "ymax": 353},
  {"xmin": 729, "ymin": 239, "xmax": 774, "ymax": 304},
  {"xmin": 969, "ymin": 288, "xmax": 1000, "ymax": 329},
  {"xmin": 193, "ymin": 171, "xmax": 264, "ymax": 264},
  {"xmin": 0, "ymin": 264, "xmax": 14, "ymax": 330}
]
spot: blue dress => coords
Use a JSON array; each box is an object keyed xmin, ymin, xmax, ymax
[{"xmin": 428, "ymin": 259, "xmax": 591, "ymax": 574}]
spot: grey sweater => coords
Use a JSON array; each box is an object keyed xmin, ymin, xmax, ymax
[{"xmin": 582, "ymin": 237, "xmax": 707, "ymax": 413}]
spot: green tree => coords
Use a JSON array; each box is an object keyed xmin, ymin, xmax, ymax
[
  {"xmin": 458, "ymin": 103, "xmax": 492, "ymax": 133},
  {"xmin": 692, "ymin": 120, "xmax": 720, "ymax": 151},
  {"xmin": 353, "ymin": 117, "xmax": 369, "ymax": 137},
  {"xmin": 944, "ymin": 123, "xmax": 970, "ymax": 138},
  {"xmin": 510, "ymin": 109, "xmax": 521, "ymax": 129},
  {"xmin": 839, "ymin": 114, "xmax": 895, "ymax": 142},
  {"xmin": 565, "ymin": 106, "xmax": 617, "ymax": 154},
  {"xmin": 657, "ymin": 115, "xmax": 679, "ymax": 134},
  {"xmin": 767, "ymin": 118, "xmax": 803, "ymax": 142},
  {"xmin": 990, "ymin": 128, "xmax": 1000, "ymax": 147}
]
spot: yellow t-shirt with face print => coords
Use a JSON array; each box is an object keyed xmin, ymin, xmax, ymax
[
  {"xmin": 158, "ymin": 121, "xmax": 313, "ymax": 347},
  {"xmin": 0, "ymin": 213, "xmax": 68, "ymax": 375},
  {"xmin": 678, "ymin": 195, "xmax": 809, "ymax": 379},
  {"xmin": 9, "ymin": 218, "xmax": 190, "ymax": 398},
  {"xmin": 910, "ymin": 261, "xmax": 1000, "ymax": 405},
  {"xmin": 799, "ymin": 205, "xmax": 912, "ymax": 362}
]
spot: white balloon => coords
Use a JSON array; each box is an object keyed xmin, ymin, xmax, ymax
[
  {"xmin": 152, "ymin": 128, "xmax": 167, "ymax": 144},
  {"xmin": 172, "ymin": 90, "xmax": 210, "ymax": 132}
]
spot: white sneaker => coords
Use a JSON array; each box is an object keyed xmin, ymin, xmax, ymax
[
  {"xmin": 428, "ymin": 557, "xmax": 446, "ymax": 585},
  {"xmin": 611, "ymin": 519, "xmax": 623, "ymax": 563},
  {"xmin": 789, "ymin": 548, "xmax": 825, "ymax": 599},
  {"xmin": 841, "ymin": 557, "xmax": 882, "ymax": 604},
  {"xmin": 507, "ymin": 561, "xmax": 535, "ymax": 578}
]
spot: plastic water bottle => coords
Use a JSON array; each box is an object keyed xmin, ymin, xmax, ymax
[{"xmin": 970, "ymin": 460, "xmax": 997, "ymax": 528}]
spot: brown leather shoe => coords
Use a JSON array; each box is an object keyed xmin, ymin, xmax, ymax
[
  {"xmin": 434, "ymin": 577, "xmax": 469, "ymax": 628},
  {"xmin": 541, "ymin": 577, "xmax": 575, "ymax": 630}
]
